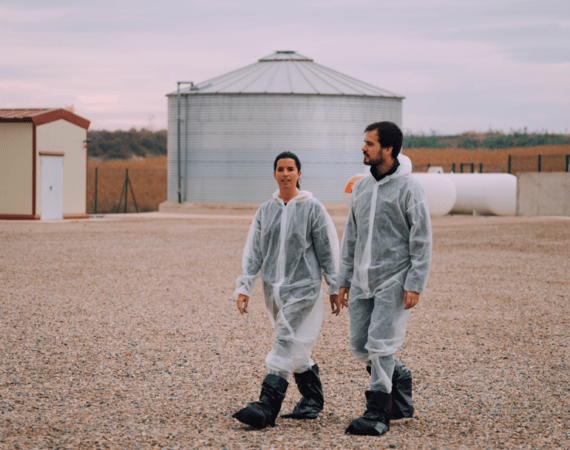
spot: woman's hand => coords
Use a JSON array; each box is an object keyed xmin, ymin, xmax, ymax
[
  {"xmin": 330, "ymin": 294, "xmax": 341, "ymax": 316},
  {"xmin": 237, "ymin": 294, "xmax": 249, "ymax": 315}
]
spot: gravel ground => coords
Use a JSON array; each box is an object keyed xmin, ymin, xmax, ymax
[{"xmin": 1, "ymin": 213, "xmax": 569, "ymax": 450}]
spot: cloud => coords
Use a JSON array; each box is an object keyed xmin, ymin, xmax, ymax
[
  {"xmin": 437, "ymin": 22, "xmax": 570, "ymax": 64},
  {"xmin": 1, "ymin": 0, "xmax": 569, "ymax": 133},
  {"xmin": 0, "ymin": 5, "xmax": 72, "ymax": 24},
  {"xmin": 507, "ymin": 46, "xmax": 570, "ymax": 64},
  {"xmin": 77, "ymin": 94, "xmax": 121, "ymax": 104}
]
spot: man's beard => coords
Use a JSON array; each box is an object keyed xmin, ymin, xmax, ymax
[{"xmin": 364, "ymin": 153, "xmax": 383, "ymax": 166}]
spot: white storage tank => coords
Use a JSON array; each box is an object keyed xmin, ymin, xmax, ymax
[
  {"xmin": 412, "ymin": 174, "xmax": 457, "ymax": 216},
  {"xmin": 344, "ymin": 170, "xmax": 457, "ymax": 217},
  {"xmin": 166, "ymin": 51, "xmax": 404, "ymax": 204},
  {"xmin": 447, "ymin": 173, "xmax": 517, "ymax": 216},
  {"xmin": 343, "ymin": 157, "xmax": 517, "ymax": 217}
]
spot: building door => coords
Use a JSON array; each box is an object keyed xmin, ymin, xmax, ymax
[{"xmin": 40, "ymin": 155, "xmax": 63, "ymax": 220}]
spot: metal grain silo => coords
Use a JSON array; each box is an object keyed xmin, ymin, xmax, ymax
[{"xmin": 166, "ymin": 51, "xmax": 404, "ymax": 204}]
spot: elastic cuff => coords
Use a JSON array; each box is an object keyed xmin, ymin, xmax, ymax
[
  {"xmin": 234, "ymin": 286, "xmax": 251, "ymax": 299},
  {"xmin": 403, "ymin": 285, "xmax": 423, "ymax": 294},
  {"xmin": 267, "ymin": 369, "xmax": 290, "ymax": 380},
  {"xmin": 403, "ymin": 279, "xmax": 424, "ymax": 293},
  {"xmin": 327, "ymin": 286, "xmax": 339, "ymax": 295}
]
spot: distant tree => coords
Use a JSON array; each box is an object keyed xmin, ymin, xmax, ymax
[
  {"xmin": 481, "ymin": 135, "xmax": 515, "ymax": 149},
  {"xmin": 87, "ymin": 128, "xmax": 167, "ymax": 159},
  {"xmin": 459, "ymin": 138, "xmax": 479, "ymax": 149},
  {"xmin": 404, "ymin": 131, "xmax": 569, "ymax": 149},
  {"xmin": 403, "ymin": 136, "xmax": 447, "ymax": 148}
]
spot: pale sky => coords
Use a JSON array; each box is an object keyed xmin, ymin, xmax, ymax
[{"xmin": 1, "ymin": 0, "xmax": 569, "ymax": 134}]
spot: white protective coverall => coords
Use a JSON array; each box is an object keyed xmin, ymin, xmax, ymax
[
  {"xmin": 338, "ymin": 154, "xmax": 432, "ymax": 392},
  {"xmin": 235, "ymin": 190, "xmax": 339, "ymax": 376}
]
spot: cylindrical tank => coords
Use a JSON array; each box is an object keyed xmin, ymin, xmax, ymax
[
  {"xmin": 344, "ymin": 173, "xmax": 457, "ymax": 217},
  {"xmin": 166, "ymin": 51, "xmax": 404, "ymax": 204},
  {"xmin": 344, "ymin": 173, "xmax": 366, "ymax": 205},
  {"xmin": 446, "ymin": 173, "xmax": 517, "ymax": 216},
  {"xmin": 411, "ymin": 174, "xmax": 457, "ymax": 216}
]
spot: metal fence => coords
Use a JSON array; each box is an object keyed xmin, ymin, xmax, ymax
[
  {"xmin": 508, "ymin": 154, "xmax": 570, "ymax": 174},
  {"xmin": 87, "ymin": 155, "xmax": 567, "ymax": 213},
  {"xmin": 413, "ymin": 163, "xmax": 508, "ymax": 173},
  {"xmin": 87, "ymin": 168, "xmax": 167, "ymax": 214},
  {"xmin": 413, "ymin": 155, "xmax": 569, "ymax": 174}
]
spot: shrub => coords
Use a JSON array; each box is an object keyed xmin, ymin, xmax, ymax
[{"xmin": 88, "ymin": 129, "xmax": 167, "ymax": 160}]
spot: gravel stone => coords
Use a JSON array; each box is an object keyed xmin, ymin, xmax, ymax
[{"xmin": 1, "ymin": 213, "xmax": 569, "ymax": 449}]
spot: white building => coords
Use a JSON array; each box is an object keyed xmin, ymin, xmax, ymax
[{"xmin": 0, "ymin": 109, "xmax": 90, "ymax": 220}]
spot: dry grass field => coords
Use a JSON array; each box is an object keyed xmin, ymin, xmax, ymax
[
  {"xmin": 1, "ymin": 213, "xmax": 569, "ymax": 449},
  {"xmin": 403, "ymin": 144, "xmax": 570, "ymax": 165},
  {"xmin": 87, "ymin": 157, "xmax": 167, "ymax": 214},
  {"xmin": 403, "ymin": 145, "xmax": 570, "ymax": 173},
  {"xmin": 86, "ymin": 146, "xmax": 570, "ymax": 214}
]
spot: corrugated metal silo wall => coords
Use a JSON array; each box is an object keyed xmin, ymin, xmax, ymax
[{"xmin": 167, "ymin": 94, "xmax": 402, "ymax": 204}]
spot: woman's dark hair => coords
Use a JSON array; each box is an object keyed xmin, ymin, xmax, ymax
[{"xmin": 273, "ymin": 151, "xmax": 301, "ymax": 189}]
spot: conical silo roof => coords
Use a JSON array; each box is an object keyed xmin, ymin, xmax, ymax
[{"xmin": 172, "ymin": 51, "xmax": 403, "ymax": 98}]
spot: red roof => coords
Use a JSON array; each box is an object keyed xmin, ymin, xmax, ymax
[{"xmin": 0, "ymin": 108, "xmax": 90, "ymax": 130}]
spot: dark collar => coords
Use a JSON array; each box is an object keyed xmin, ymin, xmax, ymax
[{"xmin": 370, "ymin": 158, "xmax": 400, "ymax": 182}]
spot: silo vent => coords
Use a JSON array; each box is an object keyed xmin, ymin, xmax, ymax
[{"xmin": 259, "ymin": 51, "xmax": 314, "ymax": 62}]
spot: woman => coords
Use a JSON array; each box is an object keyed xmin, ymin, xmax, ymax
[{"xmin": 232, "ymin": 151, "xmax": 340, "ymax": 429}]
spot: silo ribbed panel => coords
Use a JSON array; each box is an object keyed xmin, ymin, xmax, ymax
[{"xmin": 167, "ymin": 94, "xmax": 402, "ymax": 203}]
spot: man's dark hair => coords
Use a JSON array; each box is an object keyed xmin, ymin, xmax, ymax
[
  {"xmin": 274, "ymin": 151, "xmax": 302, "ymax": 189},
  {"xmin": 364, "ymin": 121, "xmax": 403, "ymax": 158}
]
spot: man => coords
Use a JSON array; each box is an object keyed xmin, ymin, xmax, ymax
[{"xmin": 338, "ymin": 121, "xmax": 432, "ymax": 436}]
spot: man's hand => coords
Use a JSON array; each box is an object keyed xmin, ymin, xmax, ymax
[
  {"xmin": 339, "ymin": 286, "xmax": 350, "ymax": 309},
  {"xmin": 404, "ymin": 291, "xmax": 420, "ymax": 310},
  {"xmin": 237, "ymin": 294, "xmax": 249, "ymax": 315},
  {"xmin": 330, "ymin": 294, "xmax": 341, "ymax": 316}
]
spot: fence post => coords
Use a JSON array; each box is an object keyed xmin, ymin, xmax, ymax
[
  {"xmin": 508, "ymin": 155, "xmax": 511, "ymax": 174},
  {"xmin": 127, "ymin": 172, "xmax": 139, "ymax": 213},
  {"xmin": 94, "ymin": 167, "xmax": 98, "ymax": 215},
  {"xmin": 566, "ymin": 155, "xmax": 569, "ymax": 172},
  {"xmin": 479, "ymin": 163, "xmax": 483, "ymax": 173},
  {"xmin": 538, "ymin": 154, "xmax": 541, "ymax": 172},
  {"xmin": 452, "ymin": 163, "xmax": 455, "ymax": 173},
  {"xmin": 125, "ymin": 169, "xmax": 128, "ymax": 213},
  {"xmin": 471, "ymin": 163, "xmax": 474, "ymax": 173}
]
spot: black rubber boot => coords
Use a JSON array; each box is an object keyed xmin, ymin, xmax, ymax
[
  {"xmin": 232, "ymin": 374, "xmax": 288, "ymax": 429},
  {"xmin": 281, "ymin": 364, "xmax": 324, "ymax": 419},
  {"xmin": 366, "ymin": 359, "xmax": 414, "ymax": 420},
  {"xmin": 345, "ymin": 390, "xmax": 391, "ymax": 436},
  {"xmin": 390, "ymin": 360, "xmax": 414, "ymax": 420}
]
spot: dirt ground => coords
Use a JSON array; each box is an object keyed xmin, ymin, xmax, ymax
[{"xmin": 1, "ymin": 212, "xmax": 569, "ymax": 449}]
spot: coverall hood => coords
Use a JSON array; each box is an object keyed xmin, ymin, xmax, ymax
[
  {"xmin": 272, "ymin": 189, "xmax": 313, "ymax": 203},
  {"xmin": 376, "ymin": 154, "xmax": 412, "ymax": 183},
  {"xmin": 396, "ymin": 154, "xmax": 412, "ymax": 177}
]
